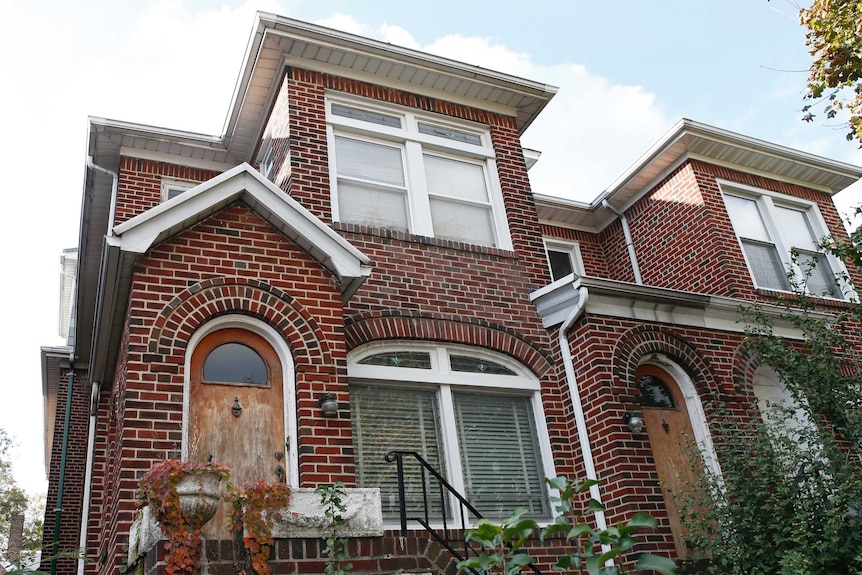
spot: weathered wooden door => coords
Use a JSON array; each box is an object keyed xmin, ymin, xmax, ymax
[
  {"xmin": 189, "ymin": 328, "xmax": 286, "ymax": 533},
  {"xmin": 637, "ymin": 364, "xmax": 699, "ymax": 558}
]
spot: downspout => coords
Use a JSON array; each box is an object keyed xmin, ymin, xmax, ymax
[
  {"xmin": 558, "ymin": 285, "xmax": 608, "ymax": 531},
  {"xmin": 601, "ymin": 200, "xmax": 642, "ymax": 285},
  {"xmin": 50, "ymin": 357, "xmax": 75, "ymax": 575},
  {"xmin": 86, "ymin": 157, "xmax": 119, "ymax": 237},
  {"xmin": 77, "ymin": 382, "xmax": 100, "ymax": 575}
]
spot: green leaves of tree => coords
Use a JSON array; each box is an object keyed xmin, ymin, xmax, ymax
[{"xmin": 457, "ymin": 477, "xmax": 676, "ymax": 575}]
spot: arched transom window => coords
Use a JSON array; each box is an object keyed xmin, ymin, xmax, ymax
[{"xmin": 348, "ymin": 343, "xmax": 553, "ymax": 521}]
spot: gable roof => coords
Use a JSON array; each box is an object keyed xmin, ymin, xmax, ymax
[{"xmin": 88, "ymin": 163, "xmax": 372, "ymax": 386}]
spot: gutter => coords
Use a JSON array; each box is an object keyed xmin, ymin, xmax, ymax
[
  {"xmin": 601, "ymin": 200, "xmax": 642, "ymax": 285},
  {"xmin": 557, "ymin": 285, "xmax": 608, "ymax": 532}
]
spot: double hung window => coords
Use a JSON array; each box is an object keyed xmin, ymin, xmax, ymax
[
  {"xmin": 349, "ymin": 344, "xmax": 552, "ymax": 521},
  {"xmin": 722, "ymin": 184, "xmax": 845, "ymax": 299},
  {"xmin": 327, "ymin": 96, "xmax": 511, "ymax": 249}
]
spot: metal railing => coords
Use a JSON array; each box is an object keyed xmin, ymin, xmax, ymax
[{"xmin": 384, "ymin": 450, "xmax": 543, "ymax": 575}]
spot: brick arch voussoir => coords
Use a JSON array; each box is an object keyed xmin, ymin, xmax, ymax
[
  {"xmin": 612, "ymin": 325, "xmax": 717, "ymax": 398},
  {"xmin": 343, "ymin": 312, "xmax": 554, "ymax": 377},
  {"xmin": 731, "ymin": 342, "xmax": 765, "ymax": 398},
  {"xmin": 147, "ymin": 278, "xmax": 331, "ymax": 367}
]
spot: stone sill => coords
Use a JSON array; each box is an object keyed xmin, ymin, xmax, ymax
[{"xmin": 128, "ymin": 487, "xmax": 382, "ymax": 566}]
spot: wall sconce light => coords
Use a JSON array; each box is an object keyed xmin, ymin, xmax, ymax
[
  {"xmin": 318, "ymin": 393, "xmax": 338, "ymax": 417},
  {"xmin": 623, "ymin": 412, "xmax": 644, "ymax": 434},
  {"xmin": 231, "ymin": 397, "xmax": 243, "ymax": 417}
]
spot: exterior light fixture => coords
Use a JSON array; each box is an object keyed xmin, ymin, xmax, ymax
[
  {"xmin": 318, "ymin": 393, "xmax": 338, "ymax": 417},
  {"xmin": 623, "ymin": 412, "xmax": 644, "ymax": 434}
]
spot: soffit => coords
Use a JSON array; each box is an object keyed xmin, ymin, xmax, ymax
[
  {"xmin": 222, "ymin": 13, "xmax": 558, "ymax": 163},
  {"xmin": 535, "ymin": 119, "xmax": 862, "ymax": 233}
]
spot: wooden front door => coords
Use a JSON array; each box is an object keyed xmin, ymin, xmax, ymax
[
  {"xmin": 189, "ymin": 328, "xmax": 286, "ymax": 533},
  {"xmin": 636, "ymin": 364, "xmax": 699, "ymax": 558}
]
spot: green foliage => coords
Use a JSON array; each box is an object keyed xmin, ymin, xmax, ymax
[
  {"xmin": 0, "ymin": 428, "xmax": 45, "ymax": 567},
  {"xmin": 458, "ymin": 476, "xmax": 676, "ymax": 575},
  {"xmin": 679, "ymin": 225, "xmax": 862, "ymax": 573},
  {"xmin": 138, "ymin": 460, "xmax": 230, "ymax": 575},
  {"xmin": 227, "ymin": 481, "xmax": 291, "ymax": 575},
  {"xmin": 316, "ymin": 482, "xmax": 353, "ymax": 575},
  {"xmin": 799, "ymin": 0, "xmax": 862, "ymax": 144}
]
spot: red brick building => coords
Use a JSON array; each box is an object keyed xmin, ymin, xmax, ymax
[{"xmin": 40, "ymin": 12, "xmax": 862, "ymax": 575}]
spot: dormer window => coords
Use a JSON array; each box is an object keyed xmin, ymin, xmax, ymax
[{"xmin": 327, "ymin": 95, "xmax": 512, "ymax": 250}]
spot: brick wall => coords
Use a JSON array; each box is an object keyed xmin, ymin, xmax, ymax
[
  {"xmin": 40, "ymin": 368, "xmax": 90, "ymax": 575},
  {"xmin": 113, "ymin": 158, "xmax": 221, "ymax": 227}
]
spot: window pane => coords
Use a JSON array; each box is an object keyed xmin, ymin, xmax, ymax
[
  {"xmin": 548, "ymin": 249, "xmax": 574, "ymax": 280},
  {"xmin": 338, "ymin": 181, "xmax": 409, "ymax": 231},
  {"xmin": 351, "ymin": 385, "xmax": 447, "ymax": 519},
  {"xmin": 429, "ymin": 197, "xmax": 496, "ymax": 246},
  {"xmin": 453, "ymin": 393, "xmax": 548, "ymax": 517},
  {"xmin": 203, "ymin": 343, "xmax": 267, "ymax": 385},
  {"xmin": 418, "ymin": 123, "xmax": 482, "ymax": 146},
  {"xmin": 724, "ymin": 195, "xmax": 771, "ymax": 242},
  {"xmin": 335, "ymin": 137, "xmax": 405, "ymax": 186},
  {"xmin": 742, "ymin": 240, "xmax": 790, "ymax": 290},
  {"xmin": 424, "ymin": 155, "xmax": 488, "ymax": 202},
  {"xmin": 797, "ymin": 250, "xmax": 842, "ymax": 298},
  {"xmin": 331, "ymin": 104, "xmax": 401, "ymax": 128},
  {"xmin": 358, "ymin": 352, "xmax": 432, "ymax": 369},
  {"xmin": 774, "ymin": 206, "xmax": 818, "ymax": 249},
  {"xmin": 638, "ymin": 375, "xmax": 675, "ymax": 408},
  {"xmin": 449, "ymin": 356, "xmax": 515, "ymax": 375}
]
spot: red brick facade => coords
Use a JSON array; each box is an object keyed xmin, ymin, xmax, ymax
[{"xmin": 40, "ymin": 18, "xmax": 862, "ymax": 575}]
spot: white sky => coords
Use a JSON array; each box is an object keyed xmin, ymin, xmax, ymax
[{"xmin": 1, "ymin": 0, "xmax": 860, "ymax": 494}]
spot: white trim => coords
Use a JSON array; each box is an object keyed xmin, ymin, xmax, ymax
[
  {"xmin": 640, "ymin": 354, "xmax": 722, "ymax": 481},
  {"xmin": 326, "ymin": 93, "xmax": 513, "ymax": 250},
  {"xmin": 544, "ymin": 238, "xmax": 585, "ymax": 279},
  {"xmin": 118, "ymin": 146, "xmax": 236, "ymax": 173},
  {"xmin": 183, "ymin": 314, "xmax": 298, "ymax": 486}
]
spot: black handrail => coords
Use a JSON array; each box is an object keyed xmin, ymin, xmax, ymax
[{"xmin": 384, "ymin": 450, "xmax": 543, "ymax": 575}]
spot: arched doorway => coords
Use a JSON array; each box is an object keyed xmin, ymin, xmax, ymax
[
  {"xmin": 184, "ymin": 316, "xmax": 296, "ymax": 533},
  {"xmin": 636, "ymin": 362, "xmax": 704, "ymax": 558}
]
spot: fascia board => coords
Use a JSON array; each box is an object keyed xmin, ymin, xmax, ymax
[{"xmin": 531, "ymin": 275, "xmax": 815, "ymax": 340}]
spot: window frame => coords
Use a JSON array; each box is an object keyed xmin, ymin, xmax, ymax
[
  {"xmin": 543, "ymin": 239, "xmax": 585, "ymax": 281},
  {"xmin": 348, "ymin": 342, "xmax": 555, "ymax": 525},
  {"xmin": 326, "ymin": 94, "xmax": 513, "ymax": 250},
  {"xmin": 161, "ymin": 178, "xmax": 196, "ymax": 202},
  {"xmin": 719, "ymin": 181, "xmax": 850, "ymax": 299}
]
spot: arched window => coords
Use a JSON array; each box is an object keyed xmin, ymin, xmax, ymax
[
  {"xmin": 638, "ymin": 374, "xmax": 675, "ymax": 408},
  {"xmin": 349, "ymin": 343, "xmax": 553, "ymax": 520},
  {"xmin": 203, "ymin": 342, "xmax": 268, "ymax": 385}
]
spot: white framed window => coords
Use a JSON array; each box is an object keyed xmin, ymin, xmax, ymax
[
  {"xmin": 544, "ymin": 239, "xmax": 584, "ymax": 281},
  {"xmin": 721, "ymin": 182, "xmax": 846, "ymax": 299},
  {"xmin": 161, "ymin": 179, "xmax": 196, "ymax": 202},
  {"xmin": 327, "ymin": 95, "xmax": 512, "ymax": 250},
  {"xmin": 257, "ymin": 134, "xmax": 275, "ymax": 180},
  {"xmin": 348, "ymin": 342, "xmax": 554, "ymax": 522}
]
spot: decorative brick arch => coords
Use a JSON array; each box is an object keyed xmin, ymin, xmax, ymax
[
  {"xmin": 344, "ymin": 311, "xmax": 554, "ymax": 377},
  {"xmin": 147, "ymin": 277, "xmax": 333, "ymax": 368},
  {"xmin": 612, "ymin": 325, "xmax": 718, "ymax": 397}
]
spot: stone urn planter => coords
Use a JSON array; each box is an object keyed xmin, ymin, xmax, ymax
[
  {"xmin": 174, "ymin": 467, "xmax": 224, "ymax": 525},
  {"xmin": 138, "ymin": 460, "xmax": 230, "ymax": 575}
]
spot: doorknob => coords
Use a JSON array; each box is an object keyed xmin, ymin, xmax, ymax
[{"xmin": 274, "ymin": 451, "xmax": 284, "ymax": 461}]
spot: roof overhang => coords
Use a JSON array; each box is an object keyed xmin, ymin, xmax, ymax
[
  {"xmin": 530, "ymin": 274, "xmax": 817, "ymax": 340},
  {"xmin": 88, "ymin": 163, "xmax": 373, "ymax": 386},
  {"xmin": 221, "ymin": 13, "xmax": 558, "ymax": 161},
  {"xmin": 535, "ymin": 118, "xmax": 862, "ymax": 233}
]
